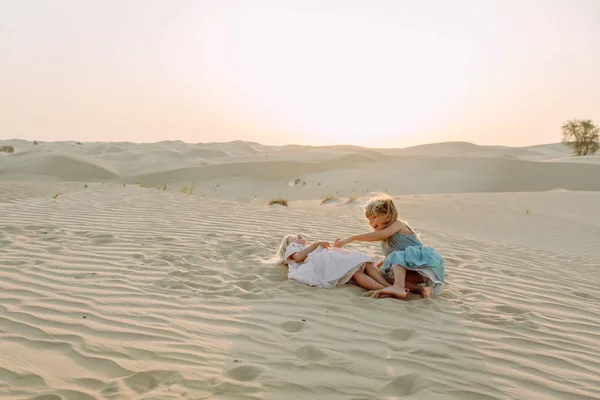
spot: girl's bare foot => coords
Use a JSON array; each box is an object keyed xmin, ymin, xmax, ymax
[
  {"xmin": 372, "ymin": 286, "xmax": 409, "ymax": 300},
  {"xmin": 420, "ymin": 286, "xmax": 434, "ymax": 298}
]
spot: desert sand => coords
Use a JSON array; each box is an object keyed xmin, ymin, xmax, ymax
[{"xmin": 1, "ymin": 139, "xmax": 599, "ymax": 399}]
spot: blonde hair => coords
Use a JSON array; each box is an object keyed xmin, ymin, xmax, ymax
[
  {"xmin": 276, "ymin": 234, "xmax": 308, "ymax": 264},
  {"xmin": 364, "ymin": 194, "xmax": 415, "ymax": 233}
]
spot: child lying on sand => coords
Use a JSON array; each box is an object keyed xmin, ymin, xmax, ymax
[{"xmin": 277, "ymin": 234, "xmax": 401, "ymax": 292}]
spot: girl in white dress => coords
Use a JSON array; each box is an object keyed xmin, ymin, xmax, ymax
[{"xmin": 276, "ymin": 234, "xmax": 395, "ymax": 291}]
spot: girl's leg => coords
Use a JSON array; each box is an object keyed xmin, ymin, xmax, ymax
[
  {"xmin": 352, "ymin": 270, "xmax": 387, "ymax": 291},
  {"xmin": 406, "ymin": 271, "xmax": 432, "ymax": 298},
  {"xmin": 364, "ymin": 262, "xmax": 391, "ymax": 287},
  {"xmin": 406, "ymin": 271, "xmax": 425, "ymax": 284},
  {"xmin": 403, "ymin": 281, "xmax": 432, "ymax": 297},
  {"xmin": 404, "ymin": 281, "xmax": 423, "ymax": 293},
  {"xmin": 374, "ymin": 265, "xmax": 408, "ymax": 300}
]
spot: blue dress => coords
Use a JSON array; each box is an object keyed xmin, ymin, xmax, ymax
[{"xmin": 380, "ymin": 229, "xmax": 445, "ymax": 295}]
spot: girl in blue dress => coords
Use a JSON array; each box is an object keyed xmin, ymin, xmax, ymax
[{"xmin": 334, "ymin": 194, "xmax": 445, "ymax": 300}]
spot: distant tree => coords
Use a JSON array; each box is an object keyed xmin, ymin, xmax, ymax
[
  {"xmin": 0, "ymin": 145, "xmax": 14, "ymax": 153},
  {"xmin": 561, "ymin": 119, "xmax": 599, "ymax": 156},
  {"xmin": 33, "ymin": 140, "xmax": 38, "ymax": 145}
]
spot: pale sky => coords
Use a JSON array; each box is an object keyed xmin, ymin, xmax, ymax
[{"xmin": 1, "ymin": 0, "xmax": 599, "ymax": 148}]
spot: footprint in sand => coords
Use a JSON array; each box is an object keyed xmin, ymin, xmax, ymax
[
  {"xmin": 159, "ymin": 252, "xmax": 177, "ymax": 262},
  {"xmin": 131, "ymin": 253, "xmax": 149, "ymax": 263},
  {"xmin": 89, "ymin": 233, "xmax": 116, "ymax": 245},
  {"xmin": 388, "ymin": 328, "xmax": 416, "ymax": 350},
  {"xmin": 263, "ymin": 273, "xmax": 287, "ymax": 282},
  {"xmin": 122, "ymin": 370, "xmax": 182, "ymax": 393},
  {"xmin": 28, "ymin": 395, "xmax": 62, "ymax": 400},
  {"xmin": 380, "ymin": 372, "xmax": 427, "ymax": 396},
  {"xmin": 390, "ymin": 328, "xmax": 416, "ymax": 342},
  {"xmin": 74, "ymin": 272, "xmax": 98, "ymax": 279},
  {"xmin": 101, "ymin": 383, "xmax": 122, "ymax": 398},
  {"xmin": 296, "ymin": 345, "xmax": 327, "ymax": 361},
  {"xmin": 296, "ymin": 344, "xmax": 327, "ymax": 361},
  {"xmin": 413, "ymin": 348, "xmax": 452, "ymax": 359},
  {"xmin": 493, "ymin": 304, "xmax": 529, "ymax": 315},
  {"xmin": 280, "ymin": 320, "xmax": 305, "ymax": 333},
  {"xmin": 227, "ymin": 365, "xmax": 264, "ymax": 381},
  {"xmin": 233, "ymin": 280, "xmax": 253, "ymax": 291},
  {"xmin": 168, "ymin": 270, "xmax": 187, "ymax": 277}
]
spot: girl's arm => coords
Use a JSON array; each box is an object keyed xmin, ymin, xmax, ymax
[
  {"xmin": 290, "ymin": 241, "xmax": 330, "ymax": 263},
  {"xmin": 335, "ymin": 221, "xmax": 403, "ymax": 247}
]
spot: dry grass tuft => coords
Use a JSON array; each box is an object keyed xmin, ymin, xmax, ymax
[
  {"xmin": 321, "ymin": 195, "xmax": 335, "ymax": 205},
  {"xmin": 269, "ymin": 198, "xmax": 288, "ymax": 206}
]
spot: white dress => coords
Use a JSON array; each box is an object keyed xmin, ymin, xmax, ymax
[{"xmin": 284, "ymin": 243, "xmax": 373, "ymax": 289}]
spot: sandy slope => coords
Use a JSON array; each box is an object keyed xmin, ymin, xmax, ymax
[
  {"xmin": 1, "ymin": 181, "xmax": 599, "ymax": 399},
  {"xmin": 1, "ymin": 140, "xmax": 599, "ymax": 203}
]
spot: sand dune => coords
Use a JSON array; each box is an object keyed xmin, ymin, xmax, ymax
[
  {"xmin": 380, "ymin": 141, "xmax": 574, "ymax": 161},
  {"xmin": 1, "ymin": 141, "xmax": 598, "ymax": 199},
  {"xmin": 1, "ymin": 139, "xmax": 600, "ymax": 399},
  {"xmin": 543, "ymin": 155, "xmax": 600, "ymax": 164}
]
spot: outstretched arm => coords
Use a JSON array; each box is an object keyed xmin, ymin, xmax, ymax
[
  {"xmin": 334, "ymin": 221, "xmax": 403, "ymax": 247},
  {"xmin": 290, "ymin": 241, "xmax": 330, "ymax": 263}
]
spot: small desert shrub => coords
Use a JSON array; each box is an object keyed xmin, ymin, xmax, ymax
[
  {"xmin": 0, "ymin": 146, "xmax": 14, "ymax": 153},
  {"xmin": 33, "ymin": 140, "xmax": 38, "ymax": 145},
  {"xmin": 139, "ymin": 183, "xmax": 150, "ymax": 188},
  {"xmin": 294, "ymin": 178, "xmax": 301, "ymax": 185},
  {"xmin": 269, "ymin": 198, "xmax": 288, "ymax": 206},
  {"xmin": 84, "ymin": 184, "xmax": 88, "ymax": 188},
  {"xmin": 345, "ymin": 196, "xmax": 358, "ymax": 204},
  {"xmin": 321, "ymin": 195, "xmax": 335, "ymax": 205},
  {"xmin": 181, "ymin": 182, "xmax": 196, "ymax": 195},
  {"xmin": 180, "ymin": 182, "xmax": 196, "ymax": 196}
]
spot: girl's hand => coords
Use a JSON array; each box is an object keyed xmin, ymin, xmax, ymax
[
  {"xmin": 317, "ymin": 241, "xmax": 331, "ymax": 249},
  {"xmin": 334, "ymin": 238, "xmax": 350, "ymax": 247}
]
